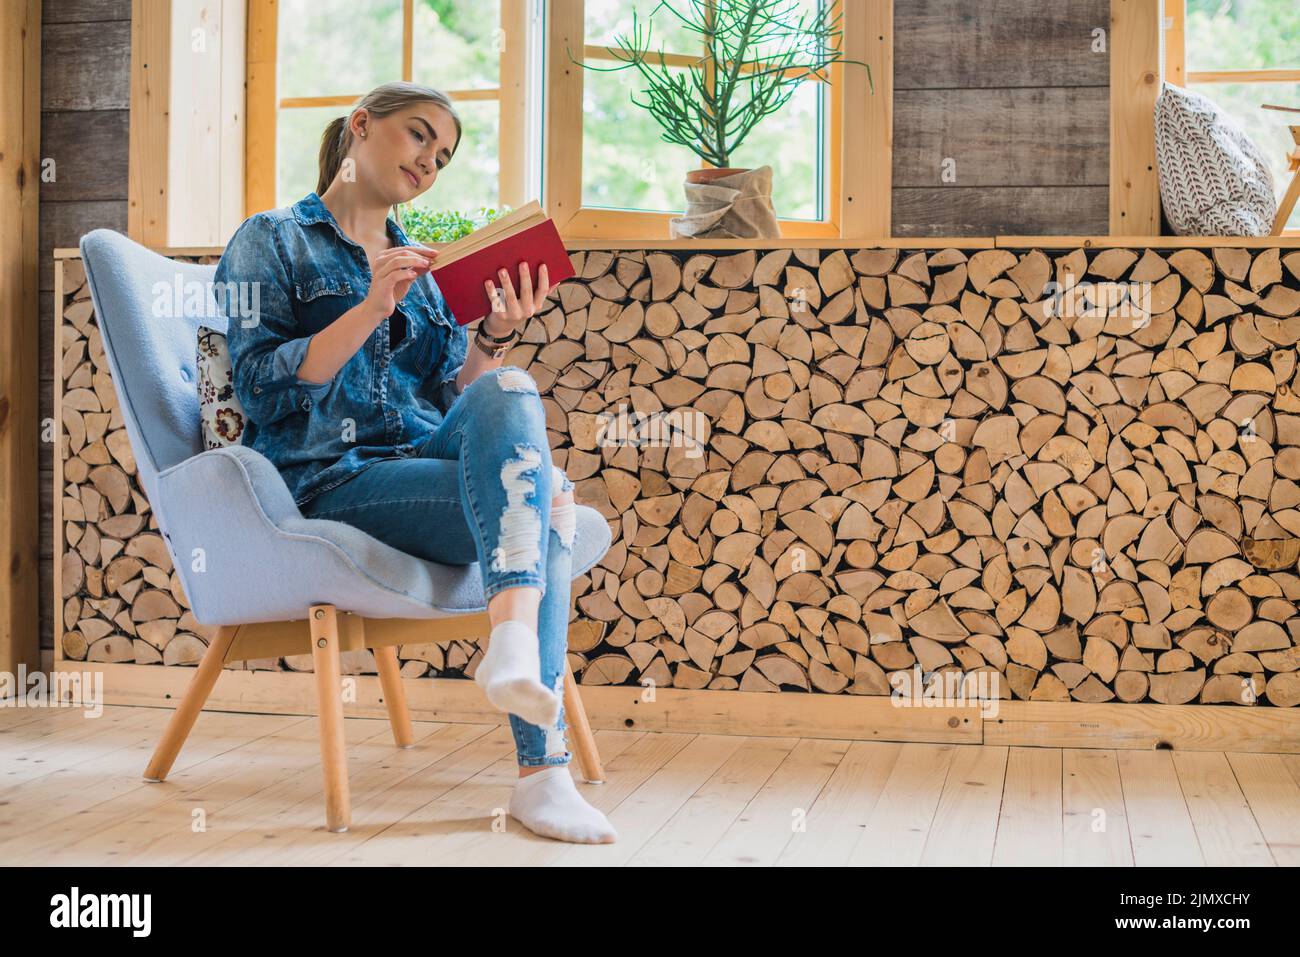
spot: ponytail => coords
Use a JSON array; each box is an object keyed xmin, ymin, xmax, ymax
[{"xmin": 316, "ymin": 115, "xmax": 350, "ymax": 196}]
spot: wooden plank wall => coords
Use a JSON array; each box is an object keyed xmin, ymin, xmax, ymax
[
  {"xmin": 1, "ymin": 1, "xmax": 42, "ymax": 680},
  {"xmin": 891, "ymin": 0, "xmax": 1113, "ymax": 237},
  {"xmin": 40, "ymin": 0, "xmax": 133, "ymax": 656}
]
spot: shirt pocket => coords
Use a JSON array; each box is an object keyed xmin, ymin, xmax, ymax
[
  {"xmin": 292, "ymin": 274, "xmax": 358, "ymax": 336},
  {"xmin": 406, "ymin": 302, "xmax": 449, "ymax": 377}
]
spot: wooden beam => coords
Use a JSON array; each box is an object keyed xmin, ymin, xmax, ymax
[
  {"xmin": 556, "ymin": 233, "xmax": 985, "ymax": 248},
  {"xmin": 76, "ymin": 661, "xmax": 1300, "ymax": 755},
  {"xmin": 1164, "ymin": 0, "xmax": 1185, "ymax": 86},
  {"xmin": 1110, "ymin": 0, "xmax": 1163, "ymax": 235},
  {"xmin": 995, "ymin": 234, "xmax": 1300, "ymax": 248},
  {"xmin": 824, "ymin": 0, "xmax": 844, "ymax": 234},
  {"xmin": 0, "ymin": 0, "xmax": 40, "ymax": 684},
  {"xmin": 245, "ymin": 0, "xmax": 278, "ymax": 215},
  {"xmin": 52, "ymin": 232, "xmax": 1300, "ymax": 256},
  {"xmin": 849, "ymin": 0, "xmax": 891, "ymax": 238},
  {"xmin": 218, "ymin": 0, "xmax": 247, "ymax": 241},
  {"xmin": 498, "ymin": 0, "xmax": 529, "ymax": 208},
  {"xmin": 128, "ymin": 0, "xmax": 171, "ymax": 244},
  {"xmin": 280, "ymin": 90, "xmax": 501, "ymax": 110},
  {"xmin": 835, "ymin": 0, "xmax": 863, "ymax": 235},
  {"xmin": 402, "ymin": 0, "xmax": 414, "ymax": 81},
  {"xmin": 1187, "ymin": 68, "xmax": 1300, "ymax": 84},
  {"xmin": 543, "ymin": 0, "xmax": 583, "ymax": 227}
]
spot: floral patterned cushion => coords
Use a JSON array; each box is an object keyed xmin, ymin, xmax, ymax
[{"xmin": 196, "ymin": 326, "xmax": 248, "ymax": 448}]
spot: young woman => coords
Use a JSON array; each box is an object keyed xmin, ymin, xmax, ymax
[{"xmin": 213, "ymin": 81, "xmax": 616, "ymax": 845}]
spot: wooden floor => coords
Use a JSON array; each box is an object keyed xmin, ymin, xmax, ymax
[{"xmin": 2, "ymin": 703, "xmax": 1298, "ymax": 866}]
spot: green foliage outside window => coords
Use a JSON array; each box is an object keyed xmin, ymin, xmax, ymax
[
  {"xmin": 1185, "ymin": 0, "xmax": 1300, "ymax": 229},
  {"xmin": 396, "ymin": 204, "xmax": 512, "ymax": 244}
]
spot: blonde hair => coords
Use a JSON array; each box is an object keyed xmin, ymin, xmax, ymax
[{"xmin": 316, "ymin": 81, "xmax": 463, "ymax": 201}]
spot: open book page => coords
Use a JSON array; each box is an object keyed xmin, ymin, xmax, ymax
[{"xmin": 428, "ymin": 200, "xmax": 546, "ymax": 269}]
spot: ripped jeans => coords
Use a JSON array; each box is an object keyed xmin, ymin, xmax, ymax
[{"xmin": 299, "ymin": 365, "xmax": 575, "ymax": 767}]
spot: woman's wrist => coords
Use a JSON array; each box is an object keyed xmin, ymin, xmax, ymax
[
  {"xmin": 479, "ymin": 313, "xmax": 516, "ymax": 340},
  {"xmin": 360, "ymin": 295, "xmax": 391, "ymax": 326}
]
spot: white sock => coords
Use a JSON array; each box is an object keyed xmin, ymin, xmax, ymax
[
  {"xmin": 475, "ymin": 620, "xmax": 560, "ymax": 728},
  {"xmin": 509, "ymin": 766, "xmax": 618, "ymax": 844}
]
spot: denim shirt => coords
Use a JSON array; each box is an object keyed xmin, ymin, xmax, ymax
[{"xmin": 213, "ymin": 192, "xmax": 468, "ymax": 508}]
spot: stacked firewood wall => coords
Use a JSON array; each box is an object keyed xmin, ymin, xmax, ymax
[
  {"xmin": 56, "ymin": 256, "xmax": 216, "ymax": 667},
  {"xmin": 57, "ymin": 244, "xmax": 1300, "ymax": 706}
]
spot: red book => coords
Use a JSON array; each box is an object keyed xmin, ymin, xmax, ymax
[{"xmin": 427, "ymin": 200, "xmax": 576, "ymax": 325}]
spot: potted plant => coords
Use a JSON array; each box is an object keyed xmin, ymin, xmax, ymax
[{"xmin": 573, "ymin": 0, "xmax": 872, "ymax": 239}]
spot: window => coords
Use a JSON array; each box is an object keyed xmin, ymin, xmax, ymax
[
  {"xmin": 246, "ymin": 0, "xmax": 543, "ymax": 219},
  {"xmin": 547, "ymin": 0, "xmax": 863, "ymax": 239},
  {"xmin": 244, "ymin": 0, "xmax": 877, "ymax": 239},
  {"xmin": 1167, "ymin": 0, "xmax": 1300, "ymax": 232}
]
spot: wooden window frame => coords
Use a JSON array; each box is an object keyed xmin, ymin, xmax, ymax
[
  {"xmin": 1166, "ymin": 0, "xmax": 1300, "ymax": 87},
  {"xmin": 1164, "ymin": 0, "xmax": 1300, "ymax": 235},
  {"xmin": 1110, "ymin": 0, "xmax": 1163, "ymax": 235},
  {"xmin": 543, "ymin": 0, "xmax": 887, "ymax": 240},
  {"xmin": 244, "ymin": 0, "xmax": 533, "ymax": 217},
  {"xmin": 245, "ymin": 0, "xmax": 893, "ymax": 239},
  {"xmin": 129, "ymin": 0, "xmax": 246, "ymax": 247}
]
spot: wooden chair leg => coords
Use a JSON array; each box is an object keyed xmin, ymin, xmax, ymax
[
  {"xmin": 374, "ymin": 644, "xmax": 414, "ymax": 748},
  {"xmin": 309, "ymin": 603, "xmax": 351, "ymax": 833},
  {"xmin": 142, "ymin": 624, "xmax": 238, "ymax": 782},
  {"xmin": 1272, "ymin": 170, "xmax": 1300, "ymax": 235},
  {"xmin": 563, "ymin": 655, "xmax": 604, "ymax": 784}
]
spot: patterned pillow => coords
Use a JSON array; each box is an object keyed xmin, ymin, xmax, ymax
[
  {"xmin": 1155, "ymin": 82, "xmax": 1277, "ymax": 236},
  {"xmin": 196, "ymin": 326, "xmax": 248, "ymax": 448}
]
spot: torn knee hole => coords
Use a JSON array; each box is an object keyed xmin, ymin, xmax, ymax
[
  {"xmin": 491, "ymin": 444, "xmax": 545, "ymax": 573},
  {"xmin": 550, "ymin": 497, "xmax": 577, "ymax": 551},
  {"xmin": 495, "ymin": 367, "xmax": 538, "ymax": 394},
  {"xmin": 551, "ymin": 464, "xmax": 575, "ymax": 495},
  {"xmin": 550, "ymin": 467, "xmax": 575, "ymax": 550}
]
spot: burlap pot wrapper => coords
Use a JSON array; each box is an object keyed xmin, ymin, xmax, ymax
[{"xmin": 668, "ymin": 164, "xmax": 781, "ymax": 239}]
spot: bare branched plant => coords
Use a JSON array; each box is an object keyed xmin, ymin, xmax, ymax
[{"xmin": 571, "ymin": 0, "xmax": 872, "ymax": 169}]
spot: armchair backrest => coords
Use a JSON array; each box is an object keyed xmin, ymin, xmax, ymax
[{"xmin": 77, "ymin": 229, "xmax": 226, "ymax": 509}]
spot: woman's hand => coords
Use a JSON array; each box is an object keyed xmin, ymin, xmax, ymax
[
  {"xmin": 364, "ymin": 245, "xmax": 438, "ymax": 321},
  {"xmin": 481, "ymin": 262, "xmax": 551, "ymax": 338}
]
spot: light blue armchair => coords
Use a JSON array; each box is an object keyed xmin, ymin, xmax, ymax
[{"xmin": 78, "ymin": 229, "xmax": 612, "ymax": 832}]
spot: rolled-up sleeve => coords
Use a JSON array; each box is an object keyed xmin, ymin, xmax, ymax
[{"xmin": 215, "ymin": 215, "xmax": 335, "ymax": 427}]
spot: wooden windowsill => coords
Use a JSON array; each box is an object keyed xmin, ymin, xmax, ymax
[
  {"xmin": 54, "ymin": 233, "xmax": 1300, "ymax": 260},
  {"xmin": 559, "ymin": 234, "xmax": 1300, "ymax": 250}
]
